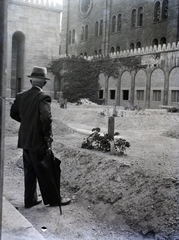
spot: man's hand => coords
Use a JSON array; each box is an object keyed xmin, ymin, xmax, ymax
[
  {"xmin": 46, "ymin": 141, "xmax": 51, "ymax": 153},
  {"xmin": 44, "ymin": 137, "xmax": 53, "ymax": 154}
]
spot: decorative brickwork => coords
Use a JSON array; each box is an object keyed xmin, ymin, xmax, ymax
[{"xmin": 9, "ymin": 0, "xmax": 62, "ymax": 9}]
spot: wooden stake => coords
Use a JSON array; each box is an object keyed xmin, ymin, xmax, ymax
[
  {"xmin": 64, "ymin": 99, "xmax": 67, "ymax": 109},
  {"xmin": 108, "ymin": 116, "xmax": 115, "ymax": 139}
]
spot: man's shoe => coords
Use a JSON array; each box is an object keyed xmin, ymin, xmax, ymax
[
  {"xmin": 61, "ymin": 197, "xmax": 71, "ymax": 206},
  {"xmin": 25, "ymin": 200, "xmax": 42, "ymax": 208},
  {"xmin": 49, "ymin": 197, "xmax": 71, "ymax": 207}
]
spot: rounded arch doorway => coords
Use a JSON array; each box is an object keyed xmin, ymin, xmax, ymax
[{"xmin": 11, "ymin": 31, "xmax": 25, "ymax": 97}]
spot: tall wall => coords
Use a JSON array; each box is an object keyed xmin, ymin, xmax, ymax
[
  {"xmin": 110, "ymin": 0, "xmax": 178, "ymax": 50},
  {"xmin": 60, "ymin": 0, "xmax": 107, "ymax": 56},
  {"xmin": 95, "ymin": 42, "xmax": 179, "ymax": 109},
  {"xmin": 60, "ymin": 0, "xmax": 179, "ymax": 57},
  {"xmin": 59, "ymin": 41, "xmax": 179, "ymax": 109},
  {"xmin": 7, "ymin": 0, "xmax": 62, "ymax": 98},
  {"xmin": 59, "ymin": 0, "xmax": 179, "ymax": 109}
]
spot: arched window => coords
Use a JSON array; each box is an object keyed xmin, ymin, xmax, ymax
[
  {"xmin": 160, "ymin": 37, "xmax": 166, "ymax": 45},
  {"xmin": 116, "ymin": 46, "xmax": 120, "ymax": 52},
  {"xmin": 112, "ymin": 15, "xmax": 116, "ymax": 32},
  {"xmin": 152, "ymin": 38, "xmax": 158, "ymax": 46},
  {"xmin": 69, "ymin": 30, "xmax": 71, "ymax": 44},
  {"xmin": 117, "ymin": 14, "xmax": 122, "ymax": 31},
  {"xmin": 162, "ymin": 0, "xmax": 168, "ymax": 20},
  {"xmin": 99, "ymin": 49, "xmax": 102, "ymax": 55},
  {"xmin": 130, "ymin": 43, "xmax": 134, "ymax": 50},
  {"xmin": 11, "ymin": 31, "xmax": 25, "ymax": 96},
  {"xmin": 85, "ymin": 25, "xmax": 88, "ymax": 40},
  {"xmin": 84, "ymin": 52, "xmax": 88, "ymax": 57},
  {"xmin": 131, "ymin": 9, "xmax": 137, "ymax": 28},
  {"xmin": 99, "ymin": 20, "xmax": 103, "ymax": 36},
  {"xmin": 94, "ymin": 50, "xmax": 97, "ymax": 56},
  {"xmin": 95, "ymin": 21, "xmax": 98, "ymax": 37},
  {"xmin": 138, "ymin": 7, "xmax": 143, "ymax": 26},
  {"xmin": 72, "ymin": 29, "xmax": 75, "ymax": 43},
  {"xmin": 110, "ymin": 46, "xmax": 115, "ymax": 53},
  {"xmin": 81, "ymin": 26, "xmax": 84, "ymax": 41},
  {"xmin": 136, "ymin": 42, "xmax": 141, "ymax": 49},
  {"xmin": 154, "ymin": 1, "xmax": 160, "ymax": 22}
]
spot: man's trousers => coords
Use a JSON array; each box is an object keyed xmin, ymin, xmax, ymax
[{"xmin": 23, "ymin": 149, "xmax": 57, "ymax": 207}]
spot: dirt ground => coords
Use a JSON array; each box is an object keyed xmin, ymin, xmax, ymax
[{"xmin": 3, "ymin": 99, "xmax": 179, "ymax": 240}]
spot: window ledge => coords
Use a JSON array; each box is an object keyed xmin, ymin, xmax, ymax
[
  {"xmin": 153, "ymin": 19, "xmax": 167, "ymax": 24},
  {"xmin": 111, "ymin": 31, "xmax": 121, "ymax": 35},
  {"xmin": 130, "ymin": 26, "xmax": 142, "ymax": 30}
]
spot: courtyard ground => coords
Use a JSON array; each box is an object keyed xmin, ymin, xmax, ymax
[{"xmin": 3, "ymin": 99, "xmax": 179, "ymax": 240}]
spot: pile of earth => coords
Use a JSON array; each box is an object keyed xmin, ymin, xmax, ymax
[{"xmin": 4, "ymin": 99, "xmax": 179, "ymax": 239}]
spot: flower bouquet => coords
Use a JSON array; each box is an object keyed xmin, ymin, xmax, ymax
[{"xmin": 81, "ymin": 127, "xmax": 130, "ymax": 155}]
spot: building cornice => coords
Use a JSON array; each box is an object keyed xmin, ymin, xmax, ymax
[{"xmin": 8, "ymin": 0, "xmax": 63, "ymax": 13}]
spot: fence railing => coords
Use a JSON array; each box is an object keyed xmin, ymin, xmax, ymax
[{"xmin": 59, "ymin": 41, "xmax": 179, "ymax": 61}]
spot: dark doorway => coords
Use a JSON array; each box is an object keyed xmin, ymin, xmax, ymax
[
  {"xmin": 99, "ymin": 89, "xmax": 104, "ymax": 99},
  {"xmin": 123, "ymin": 90, "xmax": 129, "ymax": 100},
  {"xmin": 11, "ymin": 31, "xmax": 25, "ymax": 97},
  {"xmin": 110, "ymin": 90, "xmax": 115, "ymax": 100}
]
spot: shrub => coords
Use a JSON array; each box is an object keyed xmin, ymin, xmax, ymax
[{"xmin": 167, "ymin": 107, "xmax": 179, "ymax": 113}]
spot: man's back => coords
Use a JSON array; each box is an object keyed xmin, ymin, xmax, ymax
[{"xmin": 10, "ymin": 87, "xmax": 52, "ymax": 153}]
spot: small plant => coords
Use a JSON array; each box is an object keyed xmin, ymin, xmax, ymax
[
  {"xmin": 81, "ymin": 128, "xmax": 130, "ymax": 154},
  {"xmin": 99, "ymin": 111, "xmax": 105, "ymax": 116},
  {"xmin": 99, "ymin": 108, "xmax": 110, "ymax": 117},
  {"xmin": 167, "ymin": 107, "xmax": 179, "ymax": 113}
]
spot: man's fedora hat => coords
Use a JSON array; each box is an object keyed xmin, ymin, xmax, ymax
[{"xmin": 27, "ymin": 66, "xmax": 50, "ymax": 80}]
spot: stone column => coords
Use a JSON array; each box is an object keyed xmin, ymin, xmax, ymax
[
  {"xmin": 0, "ymin": 0, "xmax": 7, "ymax": 238},
  {"xmin": 116, "ymin": 73, "xmax": 121, "ymax": 106},
  {"xmin": 145, "ymin": 70, "xmax": 152, "ymax": 108},
  {"xmin": 6, "ymin": 31, "xmax": 13, "ymax": 97},
  {"xmin": 104, "ymin": 0, "xmax": 111, "ymax": 55},
  {"xmin": 130, "ymin": 70, "xmax": 135, "ymax": 109},
  {"xmin": 104, "ymin": 74, "xmax": 109, "ymax": 105},
  {"xmin": 163, "ymin": 69, "xmax": 169, "ymax": 105},
  {"xmin": 66, "ymin": 0, "xmax": 70, "ymax": 55}
]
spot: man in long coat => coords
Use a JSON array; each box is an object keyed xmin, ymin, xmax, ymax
[{"xmin": 10, "ymin": 66, "xmax": 70, "ymax": 208}]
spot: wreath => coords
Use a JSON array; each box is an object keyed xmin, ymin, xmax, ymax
[{"xmin": 81, "ymin": 127, "xmax": 130, "ymax": 155}]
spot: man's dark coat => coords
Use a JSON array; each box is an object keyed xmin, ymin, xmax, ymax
[
  {"xmin": 10, "ymin": 86, "xmax": 56, "ymax": 206},
  {"xmin": 10, "ymin": 86, "xmax": 53, "ymax": 153}
]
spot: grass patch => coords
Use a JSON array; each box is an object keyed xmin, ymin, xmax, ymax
[{"xmin": 162, "ymin": 125, "xmax": 179, "ymax": 139}]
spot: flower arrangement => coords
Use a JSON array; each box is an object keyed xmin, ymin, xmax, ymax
[{"xmin": 81, "ymin": 127, "xmax": 130, "ymax": 155}]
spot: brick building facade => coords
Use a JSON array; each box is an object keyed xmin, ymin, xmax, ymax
[
  {"xmin": 60, "ymin": 0, "xmax": 179, "ymax": 57},
  {"xmin": 59, "ymin": 0, "xmax": 179, "ymax": 109}
]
